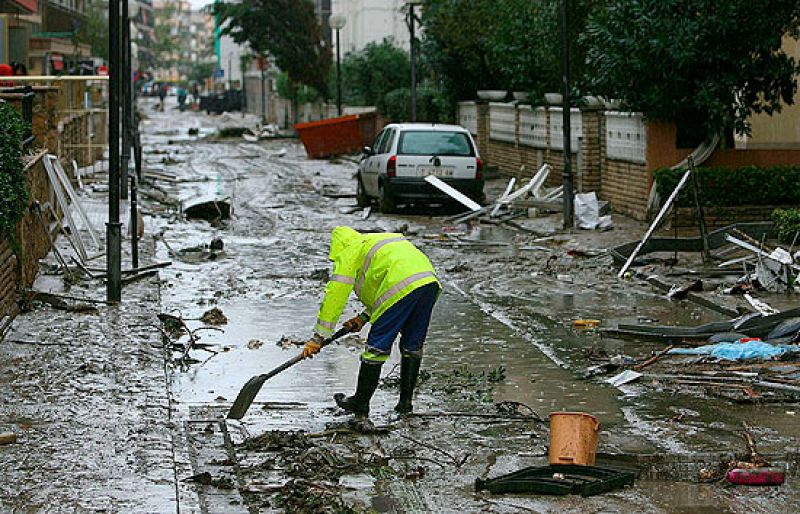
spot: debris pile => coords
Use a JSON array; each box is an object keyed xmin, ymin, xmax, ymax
[
  {"xmin": 242, "ymin": 123, "xmax": 280, "ymax": 142},
  {"xmin": 597, "ymin": 311, "xmax": 800, "ymax": 401}
]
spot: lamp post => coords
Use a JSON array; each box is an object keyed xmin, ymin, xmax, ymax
[
  {"xmin": 329, "ymin": 14, "xmax": 346, "ymax": 116},
  {"xmin": 107, "ymin": 0, "xmax": 121, "ymax": 302},
  {"xmin": 120, "ymin": 0, "xmax": 129, "ymax": 200}
]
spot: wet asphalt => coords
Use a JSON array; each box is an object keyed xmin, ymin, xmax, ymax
[{"xmin": 1, "ymin": 97, "xmax": 798, "ymax": 513}]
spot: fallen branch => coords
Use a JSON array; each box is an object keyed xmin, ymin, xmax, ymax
[
  {"xmin": 395, "ymin": 432, "xmax": 467, "ymax": 468},
  {"xmin": 121, "ymin": 269, "xmax": 159, "ymax": 285},
  {"xmin": 390, "ymin": 454, "xmax": 447, "ymax": 469},
  {"xmin": 741, "ymin": 422, "xmax": 770, "ymax": 467},
  {"xmin": 5, "ymin": 339, "xmax": 70, "ymax": 347},
  {"xmin": 307, "ymin": 425, "xmax": 392, "ymax": 439},
  {"xmin": 633, "ymin": 345, "xmax": 675, "ymax": 371},
  {"xmin": 22, "ymin": 289, "xmax": 111, "ymax": 305},
  {"xmin": 412, "ymin": 411, "xmax": 542, "ymax": 421}
]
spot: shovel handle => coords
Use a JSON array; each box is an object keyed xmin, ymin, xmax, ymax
[
  {"xmin": 265, "ymin": 326, "xmax": 352, "ymax": 379},
  {"xmin": 227, "ymin": 325, "xmax": 354, "ymax": 419}
]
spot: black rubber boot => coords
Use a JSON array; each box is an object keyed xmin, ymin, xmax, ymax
[
  {"xmin": 394, "ymin": 355, "xmax": 422, "ymax": 414},
  {"xmin": 334, "ymin": 361, "xmax": 382, "ymax": 417}
]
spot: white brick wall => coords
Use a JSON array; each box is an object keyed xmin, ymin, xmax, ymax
[
  {"xmin": 606, "ymin": 111, "xmax": 647, "ymax": 164},
  {"xmin": 489, "ymin": 102, "xmax": 516, "ymax": 143},
  {"xmin": 458, "ymin": 101, "xmax": 478, "ymax": 135},
  {"xmin": 519, "ymin": 106, "xmax": 547, "ymax": 148},
  {"xmin": 549, "ymin": 107, "xmax": 582, "ymax": 150}
]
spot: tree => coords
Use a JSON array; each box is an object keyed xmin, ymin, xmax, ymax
[
  {"xmin": 420, "ymin": 0, "xmax": 503, "ymax": 104},
  {"xmin": 335, "ymin": 39, "xmax": 410, "ymax": 111},
  {"xmin": 585, "ymin": 0, "xmax": 800, "ymax": 136},
  {"xmin": 152, "ymin": 0, "xmax": 181, "ymax": 73},
  {"xmin": 188, "ymin": 62, "xmax": 215, "ymax": 84},
  {"xmin": 491, "ymin": 0, "xmax": 597, "ymax": 101},
  {"xmin": 211, "ymin": 0, "xmax": 331, "ymax": 95},
  {"xmin": 76, "ymin": 0, "xmax": 109, "ymax": 61}
]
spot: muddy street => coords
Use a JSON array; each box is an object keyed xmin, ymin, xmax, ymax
[{"xmin": 2, "ymin": 100, "xmax": 798, "ymax": 513}]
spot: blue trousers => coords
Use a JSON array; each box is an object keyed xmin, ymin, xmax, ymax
[{"xmin": 364, "ymin": 282, "xmax": 439, "ymax": 361}]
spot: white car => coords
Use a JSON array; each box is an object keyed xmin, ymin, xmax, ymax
[{"xmin": 356, "ymin": 123, "xmax": 484, "ymax": 213}]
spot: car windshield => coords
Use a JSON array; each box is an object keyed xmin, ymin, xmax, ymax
[{"xmin": 397, "ymin": 130, "xmax": 474, "ymax": 156}]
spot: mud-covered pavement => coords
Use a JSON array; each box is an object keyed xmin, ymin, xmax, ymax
[{"xmin": 2, "ymin": 98, "xmax": 798, "ymax": 513}]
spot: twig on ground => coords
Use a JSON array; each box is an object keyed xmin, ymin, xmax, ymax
[
  {"xmin": 389, "ymin": 454, "xmax": 447, "ymax": 469},
  {"xmin": 395, "ymin": 432, "xmax": 467, "ymax": 468},
  {"xmin": 633, "ymin": 345, "xmax": 675, "ymax": 371}
]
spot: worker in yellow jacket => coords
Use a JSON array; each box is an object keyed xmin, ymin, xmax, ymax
[{"xmin": 303, "ymin": 226, "xmax": 441, "ymax": 417}]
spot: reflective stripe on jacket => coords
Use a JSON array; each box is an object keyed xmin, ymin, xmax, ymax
[{"xmin": 314, "ymin": 226, "xmax": 440, "ymax": 337}]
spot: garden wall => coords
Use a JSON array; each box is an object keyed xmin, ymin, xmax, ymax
[
  {"xmin": 464, "ymin": 100, "xmax": 800, "ymax": 221},
  {"xmin": 0, "ymin": 152, "xmax": 59, "ymax": 337},
  {"xmin": 462, "ymin": 101, "xmax": 651, "ymax": 220}
]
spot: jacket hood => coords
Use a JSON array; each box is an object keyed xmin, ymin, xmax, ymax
[{"xmin": 329, "ymin": 226, "xmax": 361, "ymax": 260}]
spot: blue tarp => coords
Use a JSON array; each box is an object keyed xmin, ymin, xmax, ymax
[{"xmin": 669, "ymin": 341, "xmax": 800, "ymax": 361}]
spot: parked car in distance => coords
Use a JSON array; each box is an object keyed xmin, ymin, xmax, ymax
[{"xmin": 356, "ymin": 123, "xmax": 484, "ymax": 213}]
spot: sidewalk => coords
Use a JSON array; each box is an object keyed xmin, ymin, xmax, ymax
[{"xmin": 0, "ymin": 238, "xmax": 181, "ymax": 511}]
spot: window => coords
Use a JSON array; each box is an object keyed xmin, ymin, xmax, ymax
[
  {"xmin": 371, "ymin": 130, "xmax": 386, "ymax": 152},
  {"xmin": 377, "ymin": 129, "xmax": 395, "ymax": 154},
  {"xmin": 398, "ymin": 131, "xmax": 474, "ymax": 156}
]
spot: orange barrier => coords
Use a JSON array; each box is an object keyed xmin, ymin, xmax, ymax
[{"xmin": 548, "ymin": 412, "xmax": 600, "ymax": 466}]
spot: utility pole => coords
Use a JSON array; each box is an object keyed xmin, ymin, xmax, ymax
[
  {"xmin": 560, "ymin": 0, "xmax": 574, "ymax": 229},
  {"xmin": 228, "ymin": 53, "xmax": 233, "ymax": 91},
  {"xmin": 107, "ymin": 0, "xmax": 122, "ymax": 302},
  {"xmin": 120, "ymin": 0, "xmax": 129, "ymax": 200},
  {"xmin": 407, "ymin": 3, "xmax": 419, "ymax": 121}
]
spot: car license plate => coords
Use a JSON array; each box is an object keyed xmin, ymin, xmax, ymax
[{"xmin": 418, "ymin": 166, "xmax": 453, "ymax": 178}]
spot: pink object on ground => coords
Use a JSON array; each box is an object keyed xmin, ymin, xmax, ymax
[{"xmin": 726, "ymin": 467, "xmax": 785, "ymax": 486}]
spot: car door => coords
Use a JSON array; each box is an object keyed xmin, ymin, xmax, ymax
[{"xmin": 362, "ymin": 129, "xmax": 386, "ymax": 196}]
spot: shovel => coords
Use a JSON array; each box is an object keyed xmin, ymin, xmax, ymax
[{"xmin": 227, "ymin": 326, "xmax": 352, "ymax": 419}]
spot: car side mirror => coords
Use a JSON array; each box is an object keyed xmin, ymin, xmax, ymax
[{"xmin": 362, "ymin": 146, "xmax": 373, "ymax": 156}]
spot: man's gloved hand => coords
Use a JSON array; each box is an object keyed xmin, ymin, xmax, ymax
[
  {"xmin": 343, "ymin": 312, "xmax": 368, "ymax": 333},
  {"xmin": 302, "ymin": 335, "xmax": 324, "ymax": 359}
]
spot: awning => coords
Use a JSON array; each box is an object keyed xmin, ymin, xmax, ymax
[
  {"xmin": 5, "ymin": 0, "xmax": 37, "ymax": 13},
  {"xmin": 50, "ymin": 54, "xmax": 64, "ymax": 71}
]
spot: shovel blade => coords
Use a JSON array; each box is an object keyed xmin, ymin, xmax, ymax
[{"xmin": 227, "ymin": 374, "xmax": 268, "ymax": 420}]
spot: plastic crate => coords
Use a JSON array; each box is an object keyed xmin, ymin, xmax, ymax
[{"xmin": 475, "ymin": 464, "xmax": 635, "ymax": 497}]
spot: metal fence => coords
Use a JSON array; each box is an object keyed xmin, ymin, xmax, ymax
[{"xmin": 2, "ymin": 76, "xmax": 110, "ymax": 172}]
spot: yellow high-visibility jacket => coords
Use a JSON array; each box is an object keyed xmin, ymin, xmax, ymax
[{"xmin": 314, "ymin": 226, "xmax": 440, "ymax": 337}]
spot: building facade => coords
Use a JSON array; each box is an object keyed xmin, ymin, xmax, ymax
[
  {"xmin": 1, "ymin": 0, "xmax": 92, "ymax": 74},
  {"xmin": 331, "ymin": 0, "xmax": 410, "ymax": 54}
]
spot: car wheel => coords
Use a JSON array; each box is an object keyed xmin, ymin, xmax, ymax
[
  {"xmin": 378, "ymin": 184, "xmax": 395, "ymax": 214},
  {"xmin": 356, "ymin": 174, "xmax": 371, "ymax": 208}
]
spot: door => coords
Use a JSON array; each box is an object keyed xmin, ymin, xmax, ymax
[{"xmin": 363, "ymin": 128, "xmax": 391, "ymax": 195}]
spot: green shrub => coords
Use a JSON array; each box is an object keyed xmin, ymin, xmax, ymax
[
  {"xmin": 0, "ymin": 103, "xmax": 30, "ymax": 237},
  {"xmin": 383, "ymin": 85, "xmax": 453, "ymax": 123},
  {"xmin": 653, "ymin": 166, "xmax": 800, "ymax": 208},
  {"xmin": 772, "ymin": 208, "xmax": 800, "ymax": 244}
]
